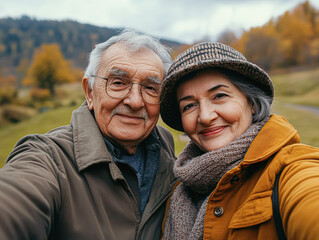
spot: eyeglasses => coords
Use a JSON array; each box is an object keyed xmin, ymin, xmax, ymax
[{"xmin": 91, "ymin": 75, "xmax": 163, "ymax": 105}]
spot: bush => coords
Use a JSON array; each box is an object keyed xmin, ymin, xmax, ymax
[
  {"xmin": 0, "ymin": 88, "xmax": 17, "ymax": 105},
  {"xmin": 2, "ymin": 105, "xmax": 36, "ymax": 123},
  {"xmin": 30, "ymin": 88, "xmax": 51, "ymax": 101}
]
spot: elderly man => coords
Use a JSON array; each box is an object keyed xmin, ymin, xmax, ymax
[{"xmin": 0, "ymin": 30, "xmax": 176, "ymax": 240}]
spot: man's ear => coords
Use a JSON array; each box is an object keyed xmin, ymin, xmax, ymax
[{"xmin": 82, "ymin": 76, "xmax": 94, "ymax": 110}]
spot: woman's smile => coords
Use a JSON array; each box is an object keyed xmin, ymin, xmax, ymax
[{"xmin": 199, "ymin": 126, "xmax": 225, "ymax": 136}]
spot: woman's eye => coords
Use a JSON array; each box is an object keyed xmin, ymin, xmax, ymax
[
  {"xmin": 214, "ymin": 93, "xmax": 228, "ymax": 99},
  {"xmin": 181, "ymin": 103, "xmax": 196, "ymax": 112}
]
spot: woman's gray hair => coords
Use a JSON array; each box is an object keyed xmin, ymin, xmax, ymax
[
  {"xmin": 216, "ymin": 68, "xmax": 272, "ymax": 123},
  {"xmin": 84, "ymin": 29, "xmax": 172, "ymax": 89}
]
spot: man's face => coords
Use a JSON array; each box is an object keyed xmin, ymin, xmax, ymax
[{"xmin": 83, "ymin": 43, "xmax": 165, "ymax": 154}]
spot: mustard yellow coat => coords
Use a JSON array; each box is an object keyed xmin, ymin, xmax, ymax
[{"xmin": 164, "ymin": 114, "xmax": 319, "ymax": 240}]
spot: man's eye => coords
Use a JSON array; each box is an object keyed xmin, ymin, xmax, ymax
[
  {"xmin": 112, "ymin": 80, "xmax": 125, "ymax": 85},
  {"xmin": 144, "ymin": 85, "xmax": 156, "ymax": 91},
  {"xmin": 143, "ymin": 83, "xmax": 161, "ymax": 95},
  {"xmin": 110, "ymin": 77, "xmax": 126, "ymax": 84},
  {"xmin": 108, "ymin": 77, "xmax": 129, "ymax": 90}
]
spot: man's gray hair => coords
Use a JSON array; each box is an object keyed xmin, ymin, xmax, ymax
[{"xmin": 84, "ymin": 29, "xmax": 172, "ymax": 89}]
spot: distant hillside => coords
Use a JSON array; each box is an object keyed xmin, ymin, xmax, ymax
[{"xmin": 0, "ymin": 16, "xmax": 182, "ymax": 76}]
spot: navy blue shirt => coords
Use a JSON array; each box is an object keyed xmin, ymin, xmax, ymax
[{"xmin": 103, "ymin": 131, "xmax": 160, "ymax": 214}]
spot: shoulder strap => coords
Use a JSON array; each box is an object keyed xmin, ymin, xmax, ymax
[{"xmin": 272, "ymin": 171, "xmax": 287, "ymax": 240}]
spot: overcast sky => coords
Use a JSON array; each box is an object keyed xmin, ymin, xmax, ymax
[{"xmin": 1, "ymin": 0, "xmax": 319, "ymax": 44}]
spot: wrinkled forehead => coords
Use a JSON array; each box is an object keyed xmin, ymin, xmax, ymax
[{"xmin": 98, "ymin": 43, "xmax": 165, "ymax": 80}]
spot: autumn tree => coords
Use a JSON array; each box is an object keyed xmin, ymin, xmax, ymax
[
  {"xmin": 23, "ymin": 43, "xmax": 77, "ymax": 96},
  {"xmin": 217, "ymin": 30, "xmax": 238, "ymax": 47},
  {"xmin": 276, "ymin": 9, "xmax": 313, "ymax": 66},
  {"xmin": 0, "ymin": 73, "xmax": 17, "ymax": 104},
  {"xmin": 223, "ymin": 0, "xmax": 319, "ymax": 69},
  {"xmin": 171, "ymin": 44, "xmax": 194, "ymax": 60},
  {"xmin": 243, "ymin": 22, "xmax": 282, "ymax": 70}
]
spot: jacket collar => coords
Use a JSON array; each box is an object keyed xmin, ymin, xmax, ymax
[
  {"xmin": 242, "ymin": 114, "xmax": 300, "ymax": 166},
  {"xmin": 71, "ymin": 102, "xmax": 113, "ymax": 172},
  {"xmin": 103, "ymin": 130, "xmax": 161, "ymax": 160},
  {"xmin": 71, "ymin": 102, "xmax": 164, "ymax": 174}
]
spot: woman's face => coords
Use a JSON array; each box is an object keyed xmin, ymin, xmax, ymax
[{"xmin": 177, "ymin": 70, "xmax": 254, "ymax": 152}]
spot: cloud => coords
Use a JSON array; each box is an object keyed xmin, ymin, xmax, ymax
[{"xmin": 1, "ymin": 0, "xmax": 319, "ymax": 43}]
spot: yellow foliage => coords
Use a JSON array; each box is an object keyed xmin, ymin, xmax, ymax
[
  {"xmin": 233, "ymin": 32, "xmax": 248, "ymax": 54},
  {"xmin": 171, "ymin": 44, "xmax": 194, "ymax": 60},
  {"xmin": 23, "ymin": 43, "xmax": 77, "ymax": 95},
  {"xmin": 0, "ymin": 74, "xmax": 17, "ymax": 104},
  {"xmin": 0, "ymin": 74, "xmax": 17, "ymax": 88},
  {"xmin": 309, "ymin": 39, "xmax": 319, "ymax": 57},
  {"xmin": 0, "ymin": 87, "xmax": 17, "ymax": 104},
  {"xmin": 29, "ymin": 88, "xmax": 51, "ymax": 101},
  {"xmin": 225, "ymin": 0, "xmax": 319, "ymax": 69}
]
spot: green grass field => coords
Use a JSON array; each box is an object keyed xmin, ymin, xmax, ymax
[
  {"xmin": 1, "ymin": 67, "xmax": 319, "ymax": 167},
  {"xmin": 0, "ymin": 106, "xmax": 76, "ymax": 166}
]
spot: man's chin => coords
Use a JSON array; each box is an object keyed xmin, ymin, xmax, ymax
[
  {"xmin": 111, "ymin": 128, "xmax": 147, "ymax": 142},
  {"xmin": 115, "ymin": 115, "xmax": 146, "ymax": 125}
]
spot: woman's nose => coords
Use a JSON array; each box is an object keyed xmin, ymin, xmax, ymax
[{"xmin": 198, "ymin": 101, "xmax": 218, "ymax": 125}]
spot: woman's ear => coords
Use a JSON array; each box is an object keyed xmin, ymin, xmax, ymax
[
  {"xmin": 251, "ymin": 105, "xmax": 256, "ymax": 115},
  {"xmin": 249, "ymin": 101, "xmax": 256, "ymax": 115},
  {"xmin": 82, "ymin": 76, "xmax": 94, "ymax": 110}
]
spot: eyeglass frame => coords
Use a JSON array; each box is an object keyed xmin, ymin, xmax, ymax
[{"xmin": 90, "ymin": 75, "xmax": 163, "ymax": 105}]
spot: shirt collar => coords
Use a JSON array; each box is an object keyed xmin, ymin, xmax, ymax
[{"xmin": 103, "ymin": 129, "xmax": 161, "ymax": 159}]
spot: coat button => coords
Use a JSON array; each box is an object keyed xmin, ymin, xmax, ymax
[
  {"xmin": 230, "ymin": 175, "xmax": 240, "ymax": 184},
  {"xmin": 214, "ymin": 206, "xmax": 224, "ymax": 217}
]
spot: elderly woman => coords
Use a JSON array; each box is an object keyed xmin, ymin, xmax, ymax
[{"xmin": 160, "ymin": 42, "xmax": 319, "ymax": 240}]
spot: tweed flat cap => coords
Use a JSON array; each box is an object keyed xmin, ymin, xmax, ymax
[{"xmin": 160, "ymin": 42, "xmax": 274, "ymax": 132}]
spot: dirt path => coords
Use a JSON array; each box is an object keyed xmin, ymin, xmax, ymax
[{"xmin": 285, "ymin": 103, "xmax": 319, "ymax": 116}]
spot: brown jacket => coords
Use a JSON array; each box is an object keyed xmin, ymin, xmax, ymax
[
  {"xmin": 0, "ymin": 102, "xmax": 176, "ymax": 240},
  {"xmin": 164, "ymin": 115, "xmax": 319, "ymax": 240}
]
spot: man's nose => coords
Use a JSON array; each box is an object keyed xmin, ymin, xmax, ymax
[{"xmin": 123, "ymin": 83, "xmax": 145, "ymax": 110}]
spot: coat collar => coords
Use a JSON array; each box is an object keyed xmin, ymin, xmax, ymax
[
  {"xmin": 70, "ymin": 102, "xmax": 166, "ymax": 175},
  {"xmin": 242, "ymin": 114, "xmax": 300, "ymax": 166},
  {"xmin": 71, "ymin": 102, "xmax": 113, "ymax": 172}
]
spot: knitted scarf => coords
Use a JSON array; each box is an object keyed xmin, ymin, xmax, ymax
[{"xmin": 163, "ymin": 119, "xmax": 268, "ymax": 240}]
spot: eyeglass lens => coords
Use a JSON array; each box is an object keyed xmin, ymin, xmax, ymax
[{"xmin": 106, "ymin": 76, "xmax": 162, "ymax": 104}]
